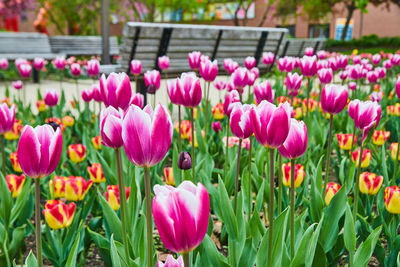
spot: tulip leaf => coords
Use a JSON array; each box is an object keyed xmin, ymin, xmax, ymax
[
  {"xmin": 309, "ymin": 156, "xmax": 324, "ymax": 222},
  {"xmin": 0, "ymin": 173, "xmax": 12, "ymax": 226},
  {"xmin": 172, "ymin": 143, "xmax": 182, "ymax": 186},
  {"xmin": 8, "ymin": 225, "xmax": 26, "ymax": 257},
  {"xmin": 110, "ymin": 235, "xmax": 122, "ymax": 267},
  {"xmin": 195, "ymin": 120, "xmax": 207, "ymax": 153},
  {"xmin": 97, "ymin": 189, "xmax": 123, "ymax": 242},
  {"xmin": 305, "ymin": 215, "xmax": 323, "ymax": 266},
  {"xmin": 87, "ymin": 227, "xmax": 112, "ymax": 266},
  {"xmin": 97, "ymin": 151, "xmax": 117, "ymax": 185},
  {"xmin": 381, "ymin": 144, "xmax": 389, "ymax": 186},
  {"xmin": 66, "ymin": 232, "xmax": 80, "ymax": 266},
  {"xmin": 195, "ymin": 234, "xmax": 230, "ymax": 267},
  {"xmin": 25, "ymin": 250, "xmax": 38, "ymax": 267},
  {"xmin": 217, "ymin": 177, "xmax": 239, "ymax": 240},
  {"xmin": 290, "ymin": 223, "xmax": 316, "ymax": 267},
  {"xmin": 238, "ymin": 237, "xmax": 257, "ymax": 267},
  {"xmin": 344, "ymin": 204, "xmax": 356, "ymax": 254},
  {"xmin": 354, "ymin": 225, "xmax": 382, "ymax": 266},
  {"xmin": 9, "ymin": 178, "xmax": 32, "ymax": 225}
]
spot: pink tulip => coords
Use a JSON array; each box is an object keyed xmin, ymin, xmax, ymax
[
  {"xmin": 367, "ymin": 71, "xmax": 378, "ymax": 84},
  {"xmin": 158, "ymin": 56, "xmax": 170, "ymax": 70},
  {"xmin": 157, "ymin": 255, "xmax": 183, "ymax": 267},
  {"xmin": 188, "ymin": 51, "xmax": 202, "ymax": 70},
  {"xmin": 12, "ymin": 80, "xmax": 23, "ymax": 90},
  {"xmin": 130, "ymin": 93, "xmax": 144, "ymax": 108},
  {"xmin": 353, "ymin": 55, "xmax": 361, "ymax": 64},
  {"xmin": 390, "ymin": 54, "xmax": 400, "ymax": 66},
  {"xmin": 224, "ymin": 90, "xmax": 240, "ymax": 117},
  {"xmin": 122, "ymin": 104, "xmax": 172, "ymax": 167},
  {"xmin": 223, "ymin": 58, "xmax": 238, "ymax": 74},
  {"xmin": 17, "ymin": 124, "xmax": 63, "ymax": 178},
  {"xmin": 100, "ymin": 72, "xmax": 132, "ymax": 110},
  {"xmin": 370, "ymin": 91, "xmax": 382, "ymax": 103},
  {"xmin": 361, "ymin": 59, "xmax": 370, "ymax": 67},
  {"xmin": 348, "ymin": 100, "xmax": 381, "ymax": 141},
  {"xmin": 212, "ymin": 121, "xmax": 222, "ymax": 133},
  {"xmin": 328, "ymin": 57, "xmax": 339, "ymax": 72},
  {"xmin": 250, "ymin": 67, "xmax": 259, "ymax": 79},
  {"xmin": 199, "ymin": 59, "xmax": 218, "ymax": 82},
  {"xmin": 278, "ymin": 119, "xmax": 307, "ymax": 159},
  {"xmin": 81, "ymin": 88, "xmax": 93, "ymax": 102},
  {"xmin": 318, "ymin": 68, "xmax": 333, "ymax": 84},
  {"xmin": 92, "ymin": 84, "xmax": 102, "ymax": 102},
  {"xmin": 15, "ymin": 58, "xmax": 28, "ymax": 68},
  {"xmin": 278, "ymin": 57, "xmax": 295, "ymax": 72},
  {"xmin": 33, "ymin": 58, "xmax": 45, "ymax": 71},
  {"xmin": 152, "ymin": 181, "xmax": 210, "ymax": 253},
  {"xmin": 226, "ymin": 81, "xmax": 235, "ymax": 92},
  {"xmin": 285, "ymin": 72, "xmax": 302, "ymax": 97},
  {"xmin": 130, "ymin": 60, "xmax": 142, "ymax": 76},
  {"xmin": 317, "ymin": 50, "xmax": 326, "ymax": 59},
  {"xmin": 375, "ymin": 67, "xmax": 386, "ymax": 79},
  {"xmin": 44, "ymin": 89, "xmax": 60, "ymax": 107},
  {"xmin": 0, "ymin": 103, "xmax": 15, "ymax": 134},
  {"xmin": 339, "ymin": 70, "xmax": 349, "ymax": 81},
  {"xmin": 349, "ymin": 81, "xmax": 357, "ymax": 91},
  {"xmin": 99, "ymin": 106, "xmax": 124, "ymax": 148},
  {"xmin": 254, "ymin": 80, "xmax": 274, "ymax": 104},
  {"xmin": 214, "ymin": 80, "xmax": 226, "ymax": 91},
  {"xmin": 250, "ymin": 101, "xmax": 292, "ymax": 148},
  {"xmin": 232, "ymin": 67, "xmax": 249, "ymax": 91},
  {"xmin": 304, "ymin": 47, "xmax": 314, "ymax": 56},
  {"xmin": 53, "ymin": 57, "xmax": 66, "ymax": 70},
  {"xmin": 87, "ymin": 59, "xmax": 100, "ymax": 77},
  {"xmin": 262, "ymin": 52, "xmax": 275, "ymax": 65},
  {"xmin": 299, "ymin": 56, "xmax": 317, "ymax": 77},
  {"xmin": 337, "ymin": 55, "xmax": 348, "ymax": 69},
  {"xmin": 245, "ymin": 56, "xmax": 256, "ymax": 70},
  {"xmin": 70, "ymin": 63, "xmax": 81, "ymax": 77},
  {"xmin": 395, "ymin": 76, "xmax": 400, "ymax": 99},
  {"xmin": 320, "ymin": 84, "xmax": 348, "ymax": 114},
  {"xmin": 372, "ymin": 54, "xmax": 381, "ymax": 65},
  {"xmin": 177, "ymin": 72, "xmax": 202, "ymax": 108},
  {"xmin": 364, "ymin": 64, "xmax": 373, "ymax": 72},
  {"xmin": 144, "ymin": 70, "xmax": 161, "ymax": 94},
  {"xmin": 167, "ymin": 78, "xmax": 182, "ymax": 105},
  {"xmin": 317, "ymin": 60, "xmax": 329, "ymax": 70},
  {"xmin": 230, "ymin": 103, "xmax": 253, "ymax": 139},
  {"xmin": 18, "ymin": 63, "xmax": 32, "ymax": 78},
  {"xmin": 0, "ymin": 58, "xmax": 8, "ymax": 70},
  {"xmin": 349, "ymin": 64, "xmax": 363, "ymax": 80},
  {"xmin": 383, "ymin": 60, "xmax": 392, "ymax": 69}
]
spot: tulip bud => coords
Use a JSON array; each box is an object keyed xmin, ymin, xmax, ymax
[
  {"xmin": 65, "ymin": 176, "xmax": 93, "ymax": 201},
  {"xmin": 49, "ymin": 176, "xmax": 67, "ymax": 198},
  {"xmin": 359, "ymin": 172, "xmax": 383, "ymax": 195},
  {"xmin": 67, "ymin": 144, "xmax": 86, "ymax": 163},
  {"xmin": 70, "ymin": 63, "xmax": 81, "ymax": 77},
  {"xmin": 254, "ymin": 80, "xmax": 274, "ymax": 104},
  {"xmin": 36, "ymin": 100, "xmax": 46, "ymax": 112},
  {"xmin": 320, "ymin": 84, "xmax": 348, "ymax": 115},
  {"xmin": 105, "ymin": 185, "xmax": 131, "ymax": 210},
  {"xmin": 278, "ymin": 119, "xmax": 307, "ymax": 159},
  {"xmin": 88, "ymin": 163, "xmax": 106, "ymax": 183},
  {"xmin": 178, "ymin": 151, "xmax": 192, "ymax": 170},
  {"xmin": 158, "ymin": 56, "xmax": 170, "ymax": 70},
  {"xmin": 130, "ymin": 60, "xmax": 142, "ymax": 76},
  {"xmin": 212, "ymin": 103, "xmax": 225, "ymax": 120},
  {"xmin": 390, "ymin": 143, "xmax": 400, "ymax": 161},
  {"xmin": 100, "ymin": 72, "xmax": 132, "ymax": 110},
  {"xmin": 43, "ymin": 200, "xmax": 76, "ymax": 229},
  {"xmin": 157, "ymin": 255, "xmax": 183, "ymax": 267},
  {"xmin": 372, "ymin": 130, "xmax": 390, "ymax": 146},
  {"xmin": 244, "ymin": 56, "xmax": 256, "ymax": 70},
  {"xmin": 164, "ymin": 167, "xmax": 175, "ymax": 186},
  {"xmin": 6, "ymin": 174, "xmax": 25, "ymax": 198},
  {"xmin": 351, "ymin": 148, "xmax": 371, "ymax": 168},
  {"xmin": 188, "ymin": 51, "xmax": 202, "ymax": 71},
  {"xmin": 152, "ymin": 181, "xmax": 210, "ymax": 253},
  {"xmin": 385, "ymin": 186, "xmax": 400, "ymax": 214},
  {"xmin": 325, "ymin": 182, "xmax": 340, "ymax": 206},
  {"xmin": 212, "ymin": 121, "xmax": 222, "ymax": 133},
  {"xmin": 92, "ymin": 136, "xmax": 102, "ymax": 150},
  {"xmin": 62, "ymin": 116, "xmax": 75, "ymax": 127},
  {"xmin": 282, "ymin": 163, "xmax": 305, "ymax": 188},
  {"xmin": 87, "ymin": 59, "xmax": 100, "ymax": 77}
]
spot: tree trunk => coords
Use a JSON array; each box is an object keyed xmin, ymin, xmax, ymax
[{"xmin": 341, "ymin": 1, "xmax": 356, "ymax": 41}]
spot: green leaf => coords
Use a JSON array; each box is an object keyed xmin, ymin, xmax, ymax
[
  {"xmin": 66, "ymin": 232, "xmax": 81, "ymax": 266},
  {"xmin": 0, "ymin": 173, "xmax": 12, "ymax": 225},
  {"xmin": 217, "ymin": 178, "xmax": 238, "ymax": 240},
  {"xmin": 25, "ymin": 250, "xmax": 37, "ymax": 267},
  {"xmin": 97, "ymin": 189, "xmax": 123, "ymax": 242},
  {"xmin": 309, "ymin": 156, "xmax": 324, "ymax": 222},
  {"xmin": 97, "ymin": 151, "xmax": 117, "ymax": 185},
  {"xmin": 110, "ymin": 235, "xmax": 122, "ymax": 267},
  {"xmin": 305, "ymin": 216, "xmax": 323, "ymax": 266},
  {"xmin": 87, "ymin": 227, "xmax": 112, "ymax": 266},
  {"xmin": 354, "ymin": 226, "xmax": 382, "ymax": 266},
  {"xmin": 290, "ymin": 223, "xmax": 316, "ymax": 267},
  {"xmin": 10, "ymin": 178, "xmax": 32, "ymax": 225},
  {"xmin": 344, "ymin": 204, "xmax": 356, "ymax": 254},
  {"xmin": 195, "ymin": 235, "xmax": 230, "ymax": 267}
]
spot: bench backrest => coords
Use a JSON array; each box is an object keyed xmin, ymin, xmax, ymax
[
  {"xmin": 280, "ymin": 38, "xmax": 326, "ymax": 58},
  {"xmin": 49, "ymin": 36, "xmax": 119, "ymax": 56},
  {"xmin": 120, "ymin": 22, "xmax": 288, "ymax": 75},
  {"xmin": 0, "ymin": 32, "xmax": 61, "ymax": 59}
]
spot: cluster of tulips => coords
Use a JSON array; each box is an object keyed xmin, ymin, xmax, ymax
[{"xmin": 0, "ymin": 46, "xmax": 400, "ymax": 267}]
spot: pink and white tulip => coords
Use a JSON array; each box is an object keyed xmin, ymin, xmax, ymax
[
  {"xmin": 12, "ymin": 80, "xmax": 23, "ymax": 90},
  {"xmin": 99, "ymin": 106, "xmax": 124, "ymax": 148},
  {"xmin": 157, "ymin": 255, "xmax": 183, "ymax": 267},
  {"xmin": 87, "ymin": 59, "xmax": 100, "ymax": 77},
  {"xmin": 232, "ymin": 67, "xmax": 249, "ymax": 91},
  {"xmin": 262, "ymin": 52, "xmax": 275, "ymax": 65},
  {"xmin": 53, "ymin": 57, "xmax": 66, "ymax": 70},
  {"xmin": 224, "ymin": 90, "xmax": 240, "ymax": 117},
  {"xmin": 177, "ymin": 72, "xmax": 202, "ymax": 108},
  {"xmin": 304, "ymin": 47, "xmax": 314, "ymax": 56},
  {"xmin": 0, "ymin": 103, "xmax": 16, "ymax": 134},
  {"xmin": 372, "ymin": 54, "xmax": 381, "ymax": 65},
  {"xmin": 144, "ymin": 70, "xmax": 161, "ymax": 94},
  {"xmin": 318, "ymin": 68, "xmax": 333, "ymax": 84},
  {"xmin": 348, "ymin": 100, "xmax": 381, "ymax": 142},
  {"xmin": 223, "ymin": 58, "xmax": 239, "ymax": 74},
  {"xmin": 0, "ymin": 58, "xmax": 8, "ymax": 69},
  {"xmin": 278, "ymin": 119, "xmax": 307, "ymax": 159},
  {"xmin": 18, "ymin": 63, "xmax": 32, "ymax": 78},
  {"xmin": 81, "ymin": 88, "xmax": 93, "ymax": 102},
  {"xmin": 254, "ymin": 80, "xmax": 274, "ymax": 104},
  {"xmin": 44, "ymin": 89, "xmax": 60, "ymax": 107},
  {"xmin": 320, "ymin": 84, "xmax": 348, "ymax": 114},
  {"xmin": 244, "ymin": 56, "xmax": 256, "ymax": 70},
  {"xmin": 230, "ymin": 103, "xmax": 253, "ymax": 139},
  {"xmin": 299, "ymin": 56, "xmax": 317, "ymax": 77},
  {"xmin": 188, "ymin": 51, "xmax": 202, "ymax": 71},
  {"xmin": 100, "ymin": 72, "xmax": 132, "ymax": 110},
  {"xmin": 70, "ymin": 63, "xmax": 81, "ymax": 77},
  {"xmin": 33, "ymin": 58, "xmax": 45, "ymax": 71},
  {"xmin": 214, "ymin": 80, "xmax": 226, "ymax": 91},
  {"xmin": 130, "ymin": 93, "xmax": 144, "ymax": 108},
  {"xmin": 199, "ymin": 59, "xmax": 218, "ymax": 82},
  {"xmin": 158, "ymin": 56, "xmax": 170, "ymax": 70},
  {"xmin": 285, "ymin": 72, "xmax": 302, "ymax": 97},
  {"xmin": 130, "ymin": 60, "xmax": 142, "ymax": 76}
]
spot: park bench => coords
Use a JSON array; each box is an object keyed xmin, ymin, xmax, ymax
[{"xmin": 280, "ymin": 38, "xmax": 326, "ymax": 57}]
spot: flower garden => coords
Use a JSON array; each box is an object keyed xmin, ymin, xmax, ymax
[{"xmin": 0, "ymin": 48, "xmax": 400, "ymax": 267}]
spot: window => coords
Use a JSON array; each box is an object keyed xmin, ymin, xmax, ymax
[
  {"xmin": 309, "ymin": 24, "xmax": 329, "ymax": 38},
  {"xmin": 278, "ymin": 25, "xmax": 295, "ymax": 38}
]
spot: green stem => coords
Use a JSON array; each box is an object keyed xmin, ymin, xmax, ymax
[
  {"xmin": 248, "ymin": 137, "xmax": 253, "ymax": 217},
  {"xmin": 323, "ymin": 116, "xmax": 334, "ymax": 197},
  {"xmin": 247, "ymin": 85, "xmax": 251, "ymax": 103},
  {"xmin": 305, "ymin": 77, "xmax": 311, "ymax": 123},
  {"xmin": 144, "ymin": 167, "xmax": 153, "ymax": 267},
  {"xmin": 393, "ymin": 135, "xmax": 400, "ymax": 182},
  {"xmin": 224, "ymin": 118, "xmax": 230, "ymax": 179},
  {"xmin": 353, "ymin": 143, "xmax": 364, "ymax": 221},
  {"xmin": 191, "ymin": 108, "xmax": 196, "ymax": 182},
  {"xmin": 182, "ymin": 253, "xmax": 190, "ymax": 267},
  {"xmin": 234, "ymin": 138, "xmax": 242, "ymax": 213},
  {"xmin": 290, "ymin": 158, "xmax": 295, "ymax": 260},
  {"xmin": 153, "ymin": 93, "xmax": 156, "ymax": 108},
  {"xmin": 1, "ymin": 135, "xmax": 5, "ymax": 177},
  {"xmin": 178, "ymin": 105, "xmax": 182, "ymax": 154},
  {"xmin": 350, "ymin": 123, "xmax": 357, "ymax": 152},
  {"xmin": 267, "ymin": 148, "xmax": 275, "ymax": 267},
  {"xmin": 204, "ymin": 82, "xmax": 211, "ymax": 139},
  {"xmin": 35, "ymin": 178, "xmax": 43, "ymax": 267},
  {"xmin": 277, "ymin": 154, "xmax": 283, "ymax": 214},
  {"xmin": 134, "ymin": 76, "xmax": 138, "ymax": 93},
  {"xmin": 115, "ymin": 148, "xmax": 130, "ymax": 263}
]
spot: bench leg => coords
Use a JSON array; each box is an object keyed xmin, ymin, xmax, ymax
[
  {"xmin": 33, "ymin": 68, "xmax": 40, "ymax": 84},
  {"xmin": 137, "ymin": 77, "xmax": 147, "ymax": 105}
]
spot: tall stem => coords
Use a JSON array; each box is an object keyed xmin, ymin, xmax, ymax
[
  {"xmin": 115, "ymin": 148, "xmax": 130, "ymax": 263},
  {"xmin": 393, "ymin": 136, "xmax": 400, "ymax": 181},
  {"xmin": 153, "ymin": 93, "xmax": 156, "ymax": 108},
  {"xmin": 248, "ymin": 137, "xmax": 253, "ymax": 217},
  {"xmin": 144, "ymin": 167, "xmax": 153, "ymax": 267},
  {"xmin": 178, "ymin": 105, "xmax": 182, "ymax": 153},
  {"xmin": 204, "ymin": 82, "xmax": 211, "ymax": 139},
  {"xmin": 1, "ymin": 135, "xmax": 5, "ymax": 177},
  {"xmin": 134, "ymin": 76, "xmax": 138, "ymax": 93},
  {"xmin": 267, "ymin": 148, "xmax": 275, "ymax": 267},
  {"xmin": 323, "ymin": 116, "xmax": 334, "ymax": 196},
  {"xmin": 75, "ymin": 79, "xmax": 79, "ymax": 101},
  {"xmin": 350, "ymin": 123, "xmax": 356, "ymax": 152},
  {"xmin": 191, "ymin": 108, "xmax": 196, "ymax": 182},
  {"xmin": 353, "ymin": 143, "xmax": 364, "ymax": 221},
  {"xmin": 234, "ymin": 139, "xmax": 242, "ymax": 213},
  {"xmin": 290, "ymin": 159, "xmax": 295, "ymax": 259},
  {"xmin": 277, "ymin": 154, "xmax": 283, "ymax": 213},
  {"xmin": 34, "ymin": 178, "xmax": 43, "ymax": 267},
  {"xmin": 183, "ymin": 253, "xmax": 190, "ymax": 267},
  {"xmin": 224, "ymin": 118, "xmax": 230, "ymax": 179},
  {"xmin": 305, "ymin": 77, "xmax": 311, "ymax": 123}
]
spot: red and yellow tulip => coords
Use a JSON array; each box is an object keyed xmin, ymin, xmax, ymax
[
  {"xmin": 9, "ymin": 152, "xmax": 22, "ymax": 173},
  {"xmin": 88, "ymin": 163, "xmax": 105, "ymax": 183},
  {"xmin": 91, "ymin": 136, "xmax": 102, "ymax": 150},
  {"xmin": 303, "ymin": 98, "xmax": 318, "ymax": 113},
  {"xmin": 4, "ymin": 119, "xmax": 23, "ymax": 140},
  {"xmin": 351, "ymin": 148, "xmax": 371, "ymax": 168},
  {"xmin": 65, "ymin": 176, "xmax": 93, "ymax": 201},
  {"xmin": 105, "ymin": 185, "xmax": 131, "ymax": 210},
  {"xmin": 175, "ymin": 120, "xmax": 191, "ymax": 140},
  {"xmin": 164, "ymin": 167, "xmax": 175, "ymax": 186},
  {"xmin": 49, "ymin": 176, "xmax": 67, "ymax": 198},
  {"xmin": 282, "ymin": 163, "xmax": 305, "ymax": 188},
  {"xmin": 36, "ymin": 100, "xmax": 46, "ymax": 112},
  {"xmin": 384, "ymin": 186, "xmax": 400, "ymax": 214},
  {"xmin": 42, "ymin": 200, "xmax": 76, "ymax": 229},
  {"xmin": 6, "ymin": 174, "xmax": 25, "ymax": 198},
  {"xmin": 293, "ymin": 107, "xmax": 303, "ymax": 119},
  {"xmin": 212, "ymin": 103, "xmax": 225, "ymax": 120},
  {"xmin": 359, "ymin": 172, "xmax": 383, "ymax": 195},
  {"xmin": 390, "ymin": 143, "xmax": 400, "ymax": 160},
  {"xmin": 62, "ymin": 116, "xmax": 75, "ymax": 127},
  {"xmin": 372, "ymin": 130, "xmax": 390, "ymax": 146},
  {"xmin": 67, "ymin": 144, "xmax": 86, "ymax": 163},
  {"xmin": 336, "ymin": 134, "xmax": 356, "ymax": 150},
  {"xmin": 325, "ymin": 182, "xmax": 341, "ymax": 206}
]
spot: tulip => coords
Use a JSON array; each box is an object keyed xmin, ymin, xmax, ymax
[
  {"xmin": 336, "ymin": 133, "xmax": 356, "ymax": 150},
  {"xmin": 49, "ymin": 176, "xmax": 66, "ymax": 198},
  {"xmin": 223, "ymin": 58, "xmax": 239, "ymax": 74},
  {"xmin": 178, "ymin": 151, "xmax": 192, "ymax": 170},
  {"xmin": 5, "ymin": 120, "xmax": 23, "ymax": 141},
  {"xmin": 157, "ymin": 255, "xmax": 184, "ymax": 267},
  {"xmin": 229, "ymin": 104, "xmax": 253, "ymax": 140},
  {"xmin": 359, "ymin": 172, "xmax": 383, "ymax": 195},
  {"xmin": 81, "ymin": 88, "xmax": 93, "ymax": 102},
  {"xmin": 390, "ymin": 143, "xmax": 400, "ymax": 161},
  {"xmin": 223, "ymin": 90, "xmax": 240, "ymax": 117},
  {"xmin": 245, "ymin": 56, "xmax": 256, "ymax": 70},
  {"xmin": 320, "ymin": 84, "xmax": 348, "ymax": 115},
  {"xmin": 65, "ymin": 176, "xmax": 93, "ymax": 201},
  {"xmin": 144, "ymin": 70, "xmax": 161, "ymax": 95},
  {"xmin": 158, "ymin": 56, "xmax": 170, "ymax": 70},
  {"xmin": 278, "ymin": 119, "xmax": 307, "ymax": 159},
  {"xmin": 383, "ymin": 60, "xmax": 392, "ymax": 69},
  {"xmin": 285, "ymin": 73, "xmax": 302, "ymax": 97},
  {"xmin": 214, "ymin": 80, "xmax": 226, "ymax": 91},
  {"xmin": 87, "ymin": 59, "xmax": 100, "ymax": 77},
  {"xmin": 212, "ymin": 103, "xmax": 225, "ymax": 120},
  {"xmin": 33, "ymin": 57, "xmax": 45, "ymax": 71},
  {"xmin": 318, "ymin": 68, "xmax": 333, "ymax": 84},
  {"xmin": 18, "ymin": 63, "xmax": 32, "ymax": 78},
  {"xmin": 299, "ymin": 56, "xmax": 317, "ymax": 77},
  {"xmin": 348, "ymin": 100, "xmax": 381, "ymax": 142},
  {"xmin": 0, "ymin": 58, "xmax": 9, "ymax": 69},
  {"xmin": 325, "ymin": 182, "xmax": 340, "ymax": 205},
  {"xmin": 91, "ymin": 136, "xmax": 102, "ymax": 150},
  {"xmin": 130, "ymin": 60, "xmax": 142, "ymax": 76},
  {"xmin": 53, "ymin": 57, "xmax": 66, "ymax": 70},
  {"xmin": 367, "ymin": 71, "xmax": 378, "ymax": 84},
  {"xmin": 175, "ymin": 120, "xmax": 191, "ymax": 140},
  {"xmin": 370, "ymin": 91, "xmax": 382, "ymax": 103},
  {"xmin": 282, "ymin": 163, "xmax": 305, "ymax": 188},
  {"xmin": 247, "ymin": 70, "xmax": 257, "ymax": 88},
  {"xmin": 88, "ymin": 163, "xmax": 106, "ymax": 183},
  {"xmin": 70, "ymin": 63, "xmax": 81, "ymax": 77},
  {"xmin": 92, "ymin": 84, "xmax": 102, "ymax": 102},
  {"xmin": 254, "ymin": 80, "xmax": 274, "ymax": 104},
  {"xmin": 178, "ymin": 72, "xmax": 202, "ymax": 108},
  {"xmin": 339, "ymin": 70, "xmax": 349, "ymax": 81},
  {"xmin": 351, "ymin": 148, "xmax": 371, "ymax": 168},
  {"xmin": 12, "ymin": 80, "xmax": 23, "ymax": 90},
  {"xmin": 36, "ymin": 100, "xmax": 46, "ymax": 112},
  {"xmin": 0, "ymin": 103, "xmax": 16, "ymax": 135},
  {"xmin": 317, "ymin": 50, "xmax": 326, "ymax": 59},
  {"xmin": 384, "ymin": 186, "xmax": 400, "ymax": 214},
  {"xmin": 212, "ymin": 121, "xmax": 222, "ymax": 133},
  {"xmin": 188, "ymin": 51, "xmax": 202, "ymax": 71},
  {"xmin": 67, "ymin": 144, "xmax": 86, "ymax": 163},
  {"xmin": 278, "ymin": 57, "xmax": 295, "ymax": 73},
  {"xmin": 371, "ymin": 54, "xmax": 381, "ymax": 65},
  {"xmin": 99, "ymin": 107, "xmax": 124, "ymax": 149},
  {"xmin": 130, "ymin": 93, "xmax": 144, "ymax": 108},
  {"xmin": 375, "ymin": 67, "xmax": 386, "ymax": 79},
  {"xmin": 105, "ymin": 185, "xmax": 131, "ymax": 211},
  {"xmin": 317, "ymin": 60, "xmax": 329, "ymax": 70},
  {"xmin": 396, "ymin": 76, "xmax": 400, "ymax": 99},
  {"xmin": 62, "ymin": 116, "xmax": 74, "ymax": 127},
  {"xmin": 42, "ymin": 200, "xmax": 76, "ymax": 230},
  {"xmin": 262, "ymin": 52, "xmax": 275, "ymax": 65},
  {"xmin": 164, "ymin": 167, "xmax": 175, "ymax": 186},
  {"xmin": 6, "ymin": 174, "xmax": 25, "ymax": 198},
  {"xmin": 199, "ymin": 59, "xmax": 218, "ymax": 82},
  {"xmin": 167, "ymin": 78, "xmax": 183, "ymax": 105},
  {"xmin": 329, "ymin": 57, "xmax": 339, "ymax": 72},
  {"xmin": 336, "ymin": 55, "xmax": 348, "ymax": 69},
  {"xmin": 293, "ymin": 107, "xmax": 302, "ymax": 119},
  {"xmin": 372, "ymin": 130, "xmax": 390, "ymax": 146},
  {"xmin": 304, "ymin": 47, "xmax": 314, "ymax": 56},
  {"xmin": 152, "ymin": 181, "xmax": 209, "ymax": 254},
  {"xmin": 391, "ymin": 54, "xmax": 400, "ymax": 65},
  {"xmin": 100, "ymin": 72, "xmax": 132, "ymax": 110},
  {"xmin": 44, "ymin": 89, "xmax": 60, "ymax": 107},
  {"xmin": 10, "ymin": 152, "xmax": 22, "ymax": 173}
]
